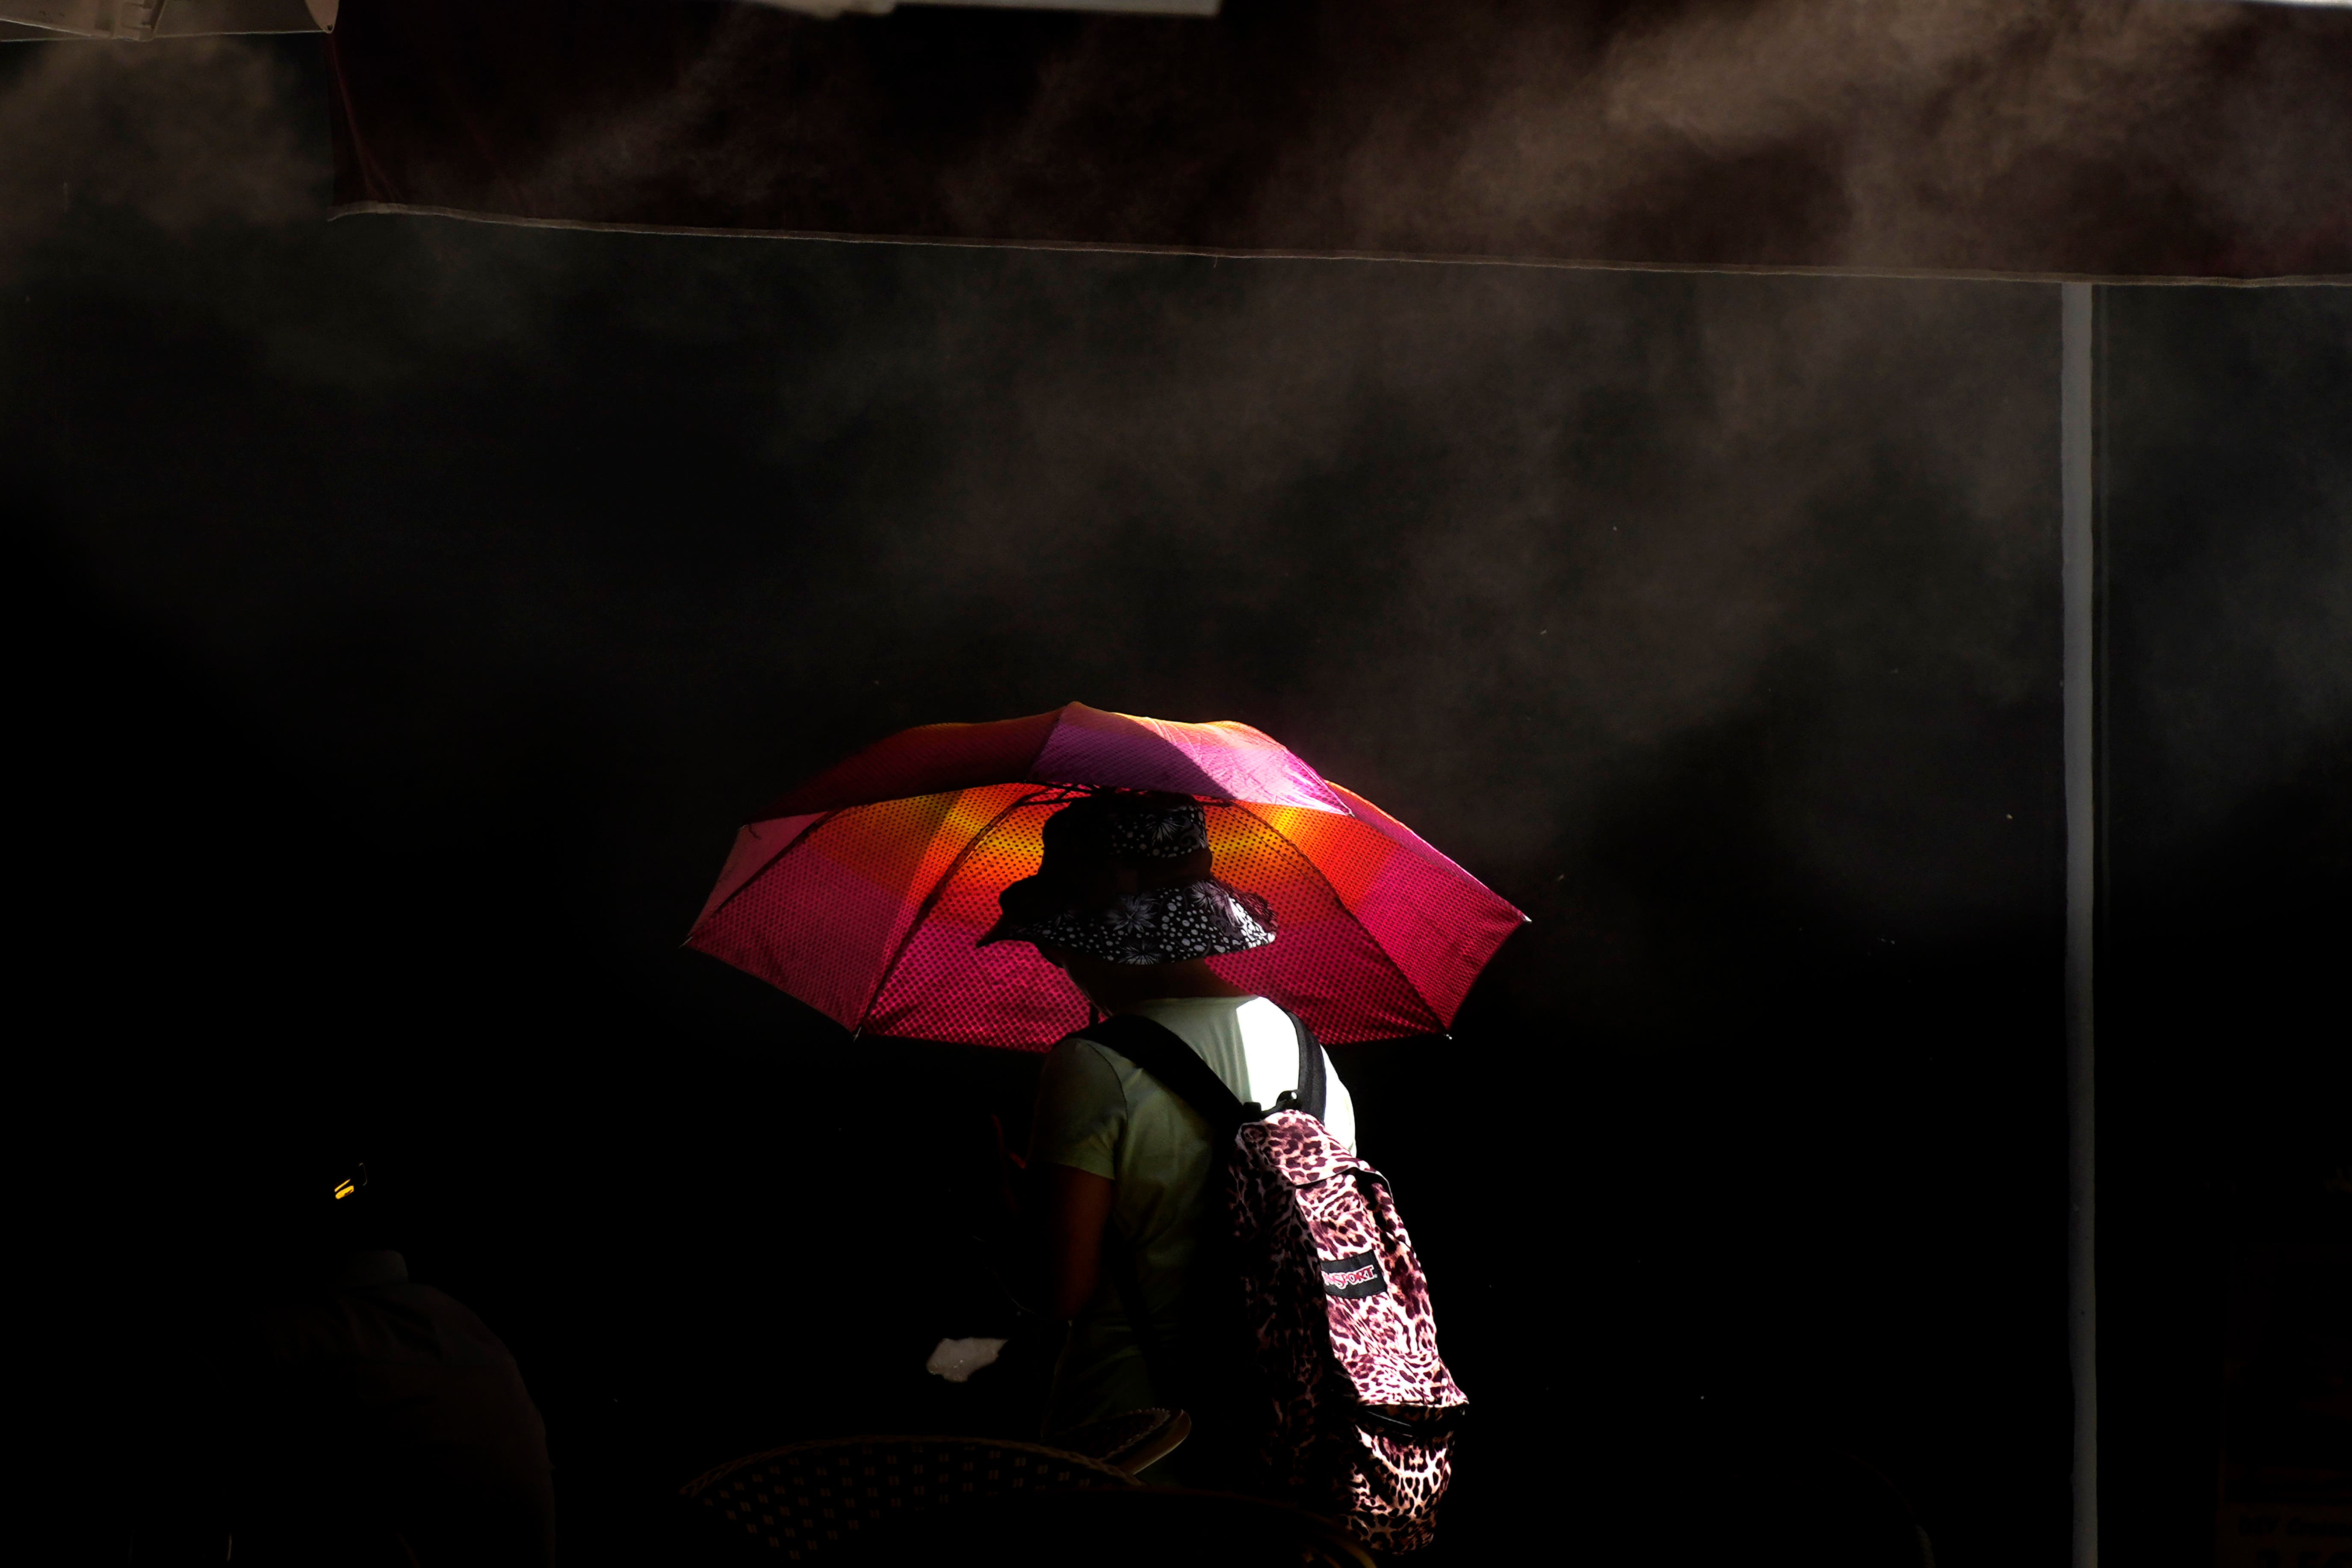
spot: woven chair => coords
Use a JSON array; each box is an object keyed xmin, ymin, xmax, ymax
[
  {"xmin": 677, "ymin": 1435, "xmax": 1135, "ymax": 1562},
  {"xmin": 1046, "ymin": 1406, "xmax": 1193, "ymax": 1475}
]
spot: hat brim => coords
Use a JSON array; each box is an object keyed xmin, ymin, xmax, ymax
[{"xmin": 978, "ymin": 877, "xmax": 1277, "ymax": 966}]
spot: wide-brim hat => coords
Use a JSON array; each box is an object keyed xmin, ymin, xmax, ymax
[{"xmin": 977, "ymin": 790, "xmax": 1277, "ymax": 966}]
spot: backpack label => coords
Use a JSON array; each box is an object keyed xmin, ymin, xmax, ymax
[{"xmin": 1320, "ymin": 1250, "xmax": 1387, "ymax": 1299}]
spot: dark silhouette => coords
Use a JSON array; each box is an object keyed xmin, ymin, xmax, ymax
[{"xmin": 221, "ymin": 1166, "xmax": 555, "ymax": 1568}]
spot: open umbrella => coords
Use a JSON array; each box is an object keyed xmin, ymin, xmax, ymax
[{"xmin": 686, "ymin": 703, "xmax": 1524, "ymax": 1049}]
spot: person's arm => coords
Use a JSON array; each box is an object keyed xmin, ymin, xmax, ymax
[{"xmin": 1043, "ymin": 1162, "xmax": 1117, "ymax": 1322}]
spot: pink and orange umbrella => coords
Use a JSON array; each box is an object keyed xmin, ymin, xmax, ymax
[{"xmin": 686, "ymin": 704, "xmax": 1525, "ymax": 1050}]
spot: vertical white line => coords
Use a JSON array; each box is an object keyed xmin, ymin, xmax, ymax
[{"xmin": 2061, "ymin": 280, "xmax": 2098, "ymax": 1568}]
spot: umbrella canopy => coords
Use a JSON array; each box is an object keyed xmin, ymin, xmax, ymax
[{"xmin": 686, "ymin": 703, "xmax": 1525, "ymax": 1048}]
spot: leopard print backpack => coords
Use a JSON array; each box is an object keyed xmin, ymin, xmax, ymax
[{"xmin": 1081, "ymin": 1014, "xmax": 1468, "ymax": 1554}]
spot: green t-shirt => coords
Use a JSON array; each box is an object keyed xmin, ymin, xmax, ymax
[{"xmin": 1028, "ymin": 995, "xmax": 1358, "ymax": 1440}]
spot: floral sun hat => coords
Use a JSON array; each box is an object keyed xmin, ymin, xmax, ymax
[{"xmin": 977, "ymin": 790, "xmax": 1277, "ymax": 966}]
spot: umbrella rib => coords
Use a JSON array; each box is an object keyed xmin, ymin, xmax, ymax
[
  {"xmin": 700, "ymin": 809, "xmax": 841, "ymax": 930},
  {"xmin": 1021, "ymin": 706, "xmax": 1067, "ymax": 781},
  {"xmin": 854, "ymin": 787, "xmax": 1061, "ymax": 1035},
  {"xmin": 1230, "ymin": 804, "xmax": 1448, "ymax": 1036}
]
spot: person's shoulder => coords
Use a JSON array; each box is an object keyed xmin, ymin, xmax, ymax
[
  {"xmin": 1048, "ymin": 1031, "xmax": 1119, "ymax": 1067},
  {"xmin": 364, "ymin": 1282, "xmax": 522, "ymax": 1368},
  {"xmin": 242, "ymin": 1281, "xmax": 510, "ymax": 1369},
  {"xmin": 1039, "ymin": 1032, "xmax": 1129, "ymax": 1101},
  {"xmin": 1062, "ymin": 1020, "xmax": 1177, "ymax": 1080}
]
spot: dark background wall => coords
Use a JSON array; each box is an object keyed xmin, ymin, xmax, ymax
[
  {"xmin": 2098, "ymin": 286, "xmax": 2352, "ymax": 1568},
  {"xmin": 6, "ymin": 36, "xmax": 2342, "ymax": 1568}
]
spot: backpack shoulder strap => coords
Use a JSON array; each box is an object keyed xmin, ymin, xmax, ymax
[
  {"xmin": 1285, "ymin": 1012, "xmax": 1328, "ymax": 1124},
  {"xmin": 1079, "ymin": 1013, "xmax": 1251, "ymax": 1140}
]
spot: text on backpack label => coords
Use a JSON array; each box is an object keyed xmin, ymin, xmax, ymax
[{"xmin": 1320, "ymin": 1250, "xmax": 1387, "ymax": 1299}]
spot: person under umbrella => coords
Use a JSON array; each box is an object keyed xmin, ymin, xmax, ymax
[
  {"xmin": 978, "ymin": 789, "xmax": 1358, "ymax": 1485},
  {"xmin": 686, "ymin": 704, "xmax": 1518, "ymax": 1511}
]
